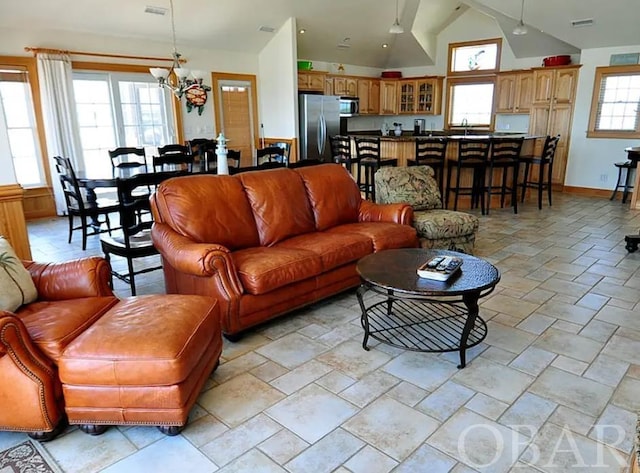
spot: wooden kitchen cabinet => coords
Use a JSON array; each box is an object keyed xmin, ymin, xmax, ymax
[
  {"xmin": 298, "ymin": 71, "xmax": 327, "ymax": 92},
  {"xmin": 324, "ymin": 76, "xmax": 334, "ymax": 95},
  {"xmin": 398, "ymin": 77, "xmax": 442, "ymax": 114},
  {"xmin": 528, "ymin": 65, "xmax": 580, "ymax": 187},
  {"xmin": 333, "ymin": 77, "xmax": 358, "ymax": 97},
  {"xmin": 379, "ymin": 80, "xmax": 398, "ymax": 115},
  {"xmin": 358, "ymin": 78, "xmax": 380, "ymax": 114},
  {"xmin": 496, "ymin": 71, "xmax": 533, "ymax": 113}
]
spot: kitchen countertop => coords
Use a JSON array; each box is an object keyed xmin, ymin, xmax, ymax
[{"xmin": 348, "ymin": 133, "xmax": 540, "ymax": 141}]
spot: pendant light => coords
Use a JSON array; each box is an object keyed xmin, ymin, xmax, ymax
[
  {"xmin": 512, "ymin": 0, "xmax": 528, "ymax": 35},
  {"xmin": 389, "ymin": 0, "xmax": 404, "ymax": 34}
]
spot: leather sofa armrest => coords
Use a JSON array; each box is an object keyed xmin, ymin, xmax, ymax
[
  {"xmin": 152, "ymin": 222, "xmax": 244, "ymax": 294},
  {"xmin": 358, "ymin": 200, "xmax": 414, "ymax": 225},
  {"xmin": 24, "ymin": 257, "xmax": 114, "ymax": 300},
  {"xmin": 0, "ymin": 313, "xmax": 63, "ymax": 432}
]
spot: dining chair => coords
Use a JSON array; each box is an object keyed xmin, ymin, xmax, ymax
[
  {"xmin": 187, "ymin": 138, "xmax": 216, "ymax": 172},
  {"xmin": 108, "ymin": 147, "xmax": 148, "ymax": 177},
  {"xmin": 485, "ymin": 137, "xmax": 523, "ymax": 214},
  {"xmin": 354, "ymin": 137, "xmax": 398, "ymax": 201},
  {"xmin": 409, "ymin": 137, "xmax": 448, "ymax": 196},
  {"xmin": 100, "ymin": 170, "xmax": 187, "ymax": 295},
  {"xmin": 256, "ymin": 146, "xmax": 286, "ymax": 166},
  {"xmin": 519, "ymin": 135, "xmax": 560, "ymax": 210},
  {"xmin": 53, "ymin": 155, "xmax": 119, "ymax": 251},
  {"xmin": 445, "ymin": 138, "xmax": 491, "ymax": 213},
  {"xmin": 154, "ymin": 144, "xmax": 194, "ymax": 172}
]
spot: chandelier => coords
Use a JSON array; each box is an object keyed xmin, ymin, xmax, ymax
[{"xmin": 149, "ymin": 0, "xmax": 207, "ymax": 98}]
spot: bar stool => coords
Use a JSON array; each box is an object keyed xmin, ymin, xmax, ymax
[
  {"xmin": 408, "ymin": 137, "xmax": 448, "ymax": 197},
  {"xmin": 354, "ymin": 137, "xmax": 397, "ymax": 201},
  {"xmin": 485, "ymin": 137, "xmax": 523, "ymax": 214},
  {"xmin": 445, "ymin": 138, "xmax": 490, "ymax": 214},
  {"xmin": 519, "ymin": 135, "xmax": 560, "ymax": 210},
  {"xmin": 610, "ymin": 160, "xmax": 637, "ymax": 203},
  {"xmin": 329, "ymin": 135, "xmax": 357, "ymax": 174}
]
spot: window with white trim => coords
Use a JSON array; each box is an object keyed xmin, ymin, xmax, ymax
[
  {"xmin": 0, "ymin": 68, "xmax": 44, "ymax": 186},
  {"xmin": 587, "ymin": 65, "xmax": 640, "ymax": 138}
]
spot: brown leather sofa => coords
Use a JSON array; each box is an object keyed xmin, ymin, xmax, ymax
[
  {"xmin": 0, "ymin": 257, "xmax": 222, "ymax": 439},
  {"xmin": 151, "ymin": 163, "xmax": 419, "ymax": 339}
]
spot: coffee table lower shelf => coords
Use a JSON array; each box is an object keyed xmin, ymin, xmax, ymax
[{"xmin": 359, "ymin": 296, "xmax": 487, "ymax": 368}]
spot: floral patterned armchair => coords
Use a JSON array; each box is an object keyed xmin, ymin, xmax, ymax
[{"xmin": 375, "ymin": 165, "xmax": 479, "ymax": 254}]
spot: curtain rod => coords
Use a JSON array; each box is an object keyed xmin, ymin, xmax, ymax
[{"xmin": 24, "ymin": 47, "xmax": 185, "ymax": 63}]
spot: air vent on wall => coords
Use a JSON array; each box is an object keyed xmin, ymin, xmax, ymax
[
  {"xmin": 144, "ymin": 5, "xmax": 167, "ymax": 15},
  {"xmin": 571, "ymin": 18, "xmax": 594, "ymax": 28},
  {"xmin": 259, "ymin": 26, "xmax": 276, "ymax": 33}
]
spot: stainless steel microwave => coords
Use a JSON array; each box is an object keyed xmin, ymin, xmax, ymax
[{"xmin": 339, "ymin": 97, "xmax": 359, "ymax": 117}]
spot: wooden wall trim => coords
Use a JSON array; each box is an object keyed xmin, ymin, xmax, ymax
[
  {"xmin": 0, "ymin": 184, "xmax": 32, "ymax": 260},
  {"xmin": 562, "ymin": 185, "xmax": 619, "ymax": 199}
]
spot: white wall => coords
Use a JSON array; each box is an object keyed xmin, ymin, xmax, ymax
[
  {"xmin": 257, "ymin": 18, "xmax": 298, "ymax": 140},
  {"xmin": 566, "ymin": 45, "xmax": 640, "ymax": 190}
]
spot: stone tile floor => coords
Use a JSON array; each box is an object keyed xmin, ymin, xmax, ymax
[{"xmin": 2, "ymin": 192, "xmax": 639, "ymax": 472}]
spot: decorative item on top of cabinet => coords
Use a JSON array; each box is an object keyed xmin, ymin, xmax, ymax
[
  {"xmin": 357, "ymin": 79, "xmax": 380, "ymax": 114},
  {"xmin": 298, "ymin": 71, "xmax": 327, "ymax": 92},
  {"xmin": 496, "ymin": 71, "xmax": 533, "ymax": 114},
  {"xmin": 380, "ymin": 80, "xmax": 398, "ymax": 115},
  {"xmin": 528, "ymin": 65, "xmax": 581, "ymax": 187},
  {"xmin": 334, "ymin": 77, "xmax": 358, "ymax": 97}
]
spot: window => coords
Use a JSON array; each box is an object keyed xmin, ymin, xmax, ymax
[
  {"xmin": 448, "ymin": 38, "xmax": 502, "ymax": 76},
  {"xmin": 73, "ymin": 71, "xmax": 175, "ymax": 176},
  {"xmin": 0, "ymin": 67, "xmax": 45, "ymax": 187},
  {"xmin": 444, "ymin": 38, "xmax": 501, "ymax": 130},
  {"xmin": 587, "ymin": 65, "xmax": 640, "ymax": 138}
]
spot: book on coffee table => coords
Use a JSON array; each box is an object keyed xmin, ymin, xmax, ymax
[{"xmin": 417, "ymin": 255, "xmax": 463, "ymax": 281}]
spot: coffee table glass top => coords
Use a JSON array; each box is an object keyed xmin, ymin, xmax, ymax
[{"xmin": 356, "ymin": 249, "xmax": 500, "ymax": 296}]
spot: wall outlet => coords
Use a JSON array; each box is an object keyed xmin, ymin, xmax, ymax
[{"xmin": 600, "ymin": 174, "xmax": 608, "ymax": 183}]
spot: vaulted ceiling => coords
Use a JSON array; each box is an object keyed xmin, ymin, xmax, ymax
[{"xmin": 1, "ymin": 0, "xmax": 637, "ymax": 69}]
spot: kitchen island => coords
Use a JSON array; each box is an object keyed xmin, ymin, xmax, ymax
[{"xmin": 347, "ymin": 133, "xmax": 547, "ymax": 210}]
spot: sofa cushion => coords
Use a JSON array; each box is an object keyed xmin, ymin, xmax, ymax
[
  {"xmin": 154, "ymin": 175, "xmax": 260, "ymax": 250},
  {"xmin": 240, "ymin": 169, "xmax": 316, "ymax": 246},
  {"xmin": 15, "ymin": 297, "xmax": 119, "ymax": 361},
  {"xmin": 295, "ymin": 164, "xmax": 362, "ymax": 231},
  {"xmin": 277, "ymin": 231, "xmax": 372, "ymax": 272},
  {"xmin": 0, "ymin": 237, "xmax": 38, "ymax": 312},
  {"xmin": 328, "ymin": 222, "xmax": 418, "ymax": 252},
  {"xmin": 413, "ymin": 209, "xmax": 479, "ymax": 240},
  {"xmin": 232, "ymin": 246, "xmax": 323, "ymax": 295},
  {"xmin": 375, "ymin": 165, "xmax": 442, "ymax": 210}
]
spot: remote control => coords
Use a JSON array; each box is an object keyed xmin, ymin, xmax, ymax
[
  {"xmin": 436, "ymin": 257, "xmax": 452, "ymax": 271},
  {"xmin": 427, "ymin": 257, "xmax": 444, "ymax": 268},
  {"xmin": 445, "ymin": 259, "xmax": 460, "ymax": 271}
]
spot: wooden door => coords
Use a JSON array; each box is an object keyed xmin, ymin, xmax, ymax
[
  {"xmin": 213, "ymin": 73, "xmax": 259, "ymax": 168},
  {"xmin": 515, "ymin": 72, "xmax": 533, "ymax": 113},
  {"xmin": 416, "ymin": 79, "xmax": 435, "ymax": 113},
  {"xmin": 496, "ymin": 74, "xmax": 516, "ymax": 113},
  {"xmin": 398, "ymin": 80, "xmax": 415, "ymax": 114},
  {"xmin": 380, "ymin": 81, "xmax": 398, "ymax": 115},
  {"xmin": 532, "ymin": 69, "xmax": 554, "ymax": 104},
  {"xmin": 549, "ymin": 103, "xmax": 573, "ymax": 185},
  {"xmin": 369, "ymin": 80, "xmax": 380, "ymax": 114},
  {"xmin": 358, "ymin": 80, "xmax": 371, "ymax": 114},
  {"xmin": 334, "ymin": 78, "xmax": 347, "ymax": 96},
  {"xmin": 324, "ymin": 76, "xmax": 333, "ymax": 95},
  {"xmin": 529, "ymin": 104, "xmax": 551, "ymax": 137},
  {"xmin": 553, "ymin": 68, "xmax": 578, "ymax": 104}
]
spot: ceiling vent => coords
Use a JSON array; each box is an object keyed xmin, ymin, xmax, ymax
[
  {"xmin": 337, "ymin": 37, "xmax": 351, "ymax": 49},
  {"xmin": 571, "ymin": 18, "xmax": 594, "ymax": 28},
  {"xmin": 144, "ymin": 6, "xmax": 167, "ymax": 15},
  {"xmin": 259, "ymin": 26, "xmax": 276, "ymax": 33}
]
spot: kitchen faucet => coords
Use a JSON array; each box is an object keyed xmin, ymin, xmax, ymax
[{"xmin": 461, "ymin": 118, "xmax": 469, "ymax": 136}]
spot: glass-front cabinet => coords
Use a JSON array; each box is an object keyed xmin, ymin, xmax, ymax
[{"xmin": 397, "ymin": 77, "xmax": 443, "ymax": 115}]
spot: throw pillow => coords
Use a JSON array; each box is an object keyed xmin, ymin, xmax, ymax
[{"xmin": 0, "ymin": 237, "xmax": 38, "ymax": 312}]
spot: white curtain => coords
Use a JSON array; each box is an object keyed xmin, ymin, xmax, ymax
[{"xmin": 36, "ymin": 53, "xmax": 84, "ymax": 215}]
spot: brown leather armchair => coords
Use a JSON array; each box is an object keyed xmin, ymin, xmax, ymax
[{"xmin": 0, "ymin": 257, "xmax": 117, "ymax": 440}]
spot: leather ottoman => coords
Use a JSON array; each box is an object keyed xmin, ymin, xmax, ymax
[{"xmin": 58, "ymin": 295, "xmax": 222, "ymax": 435}]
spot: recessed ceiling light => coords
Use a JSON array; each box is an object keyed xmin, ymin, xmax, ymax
[
  {"xmin": 299, "ymin": 28, "xmax": 306, "ymax": 34},
  {"xmin": 382, "ymin": 43, "xmax": 389, "ymax": 48}
]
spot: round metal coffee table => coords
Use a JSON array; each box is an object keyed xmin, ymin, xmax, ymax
[{"xmin": 356, "ymin": 248, "xmax": 500, "ymax": 368}]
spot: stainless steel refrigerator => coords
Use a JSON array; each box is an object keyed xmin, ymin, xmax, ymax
[{"xmin": 299, "ymin": 94, "xmax": 340, "ymax": 162}]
